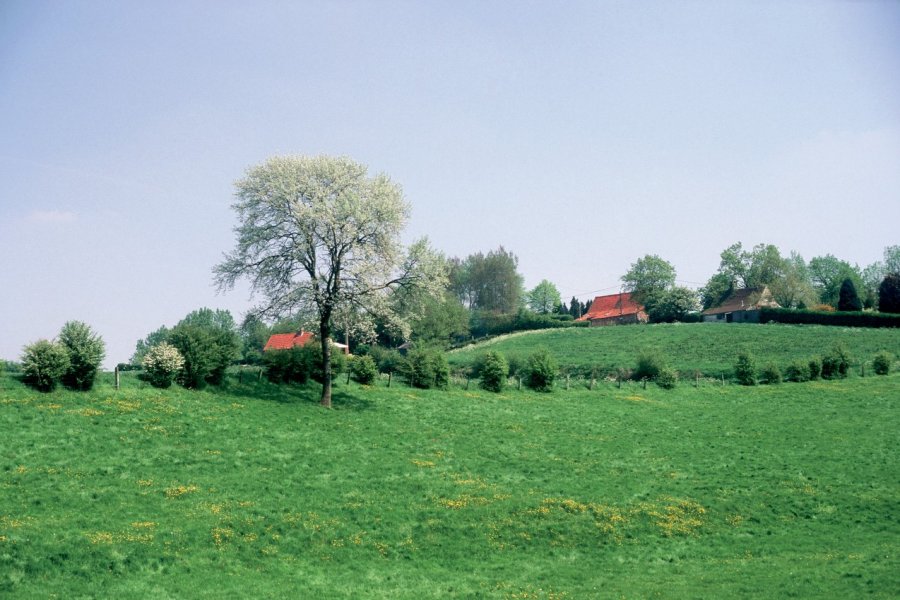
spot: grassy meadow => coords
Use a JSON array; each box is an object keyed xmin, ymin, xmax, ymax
[
  {"xmin": 1, "ymin": 349, "xmax": 898, "ymax": 598},
  {"xmin": 449, "ymin": 323, "xmax": 900, "ymax": 378}
]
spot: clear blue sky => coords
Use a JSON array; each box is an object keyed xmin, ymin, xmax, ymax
[{"xmin": 2, "ymin": 1, "xmax": 898, "ymax": 367}]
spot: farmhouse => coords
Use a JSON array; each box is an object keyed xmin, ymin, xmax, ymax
[
  {"xmin": 702, "ymin": 286, "xmax": 779, "ymax": 323},
  {"xmin": 263, "ymin": 331, "xmax": 349, "ymax": 354},
  {"xmin": 577, "ymin": 292, "xmax": 648, "ymax": 326}
]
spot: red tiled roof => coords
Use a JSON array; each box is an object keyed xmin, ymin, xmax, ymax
[
  {"xmin": 577, "ymin": 292, "xmax": 646, "ymax": 321},
  {"xmin": 263, "ymin": 331, "xmax": 314, "ymax": 351}
]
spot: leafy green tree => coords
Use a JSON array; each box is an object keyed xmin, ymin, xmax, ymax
[
  {"xmin": 809, "ymin": 255, "xmax": 863, "ymax": 307},
  {"xmin": 645, "ymin": 287, "xmax": 699, "ymax": 323},
  {"xmin": 59, "ymin": 321, "xmax": 106, "ymax": 391},
  {"xmin": 878, "ymin": 273, "xmax": 900, "ymax": 314},
  {"xmin": 449, "ymin": 247, "xmax": 524, "ymax": 313},
  {"xmin": 884, "ymin": 245, "xmax": 900, "ymax": 275},
  {"xmin": 700, "ymin": 272, "xmax": 734, "ymax": 310},
  {"xmin": 526, "ymin": 279, "xmax": 562, "ymax": 314},
  {"xmin": 768, "ymin": 252, "xmax": 816, "ymax": 309},
  {"xmin": 21, "ymin": 340, "xmax": 70, "ymax": 392},
  {"xmin": 860, "ymin": 262, "xmax": 885, "ymax": 309},
  {"xmin": 215, "ymin": 155, "xmax": 446, "ymax": 407},
  {"xmin": 168, "ymin": 323, "xmax": 238, "ymax": 388},
  {"xmin": 239, "ymin": 314, "xmax": 270, "ymax": 365},
  {"xmin": 131, "ymin": 325, "xmax": 170, "ymax": 366},
  {"xmin": 621, "ymin": 254, "xmax": 676, "ymax": 304},
  {"xmin": 410, "ymin": 292, "xmax": 470, "ymax": 347},
  {"xmin": 838, "ymin": 278, "xmax": 863, "ymax": 312}
]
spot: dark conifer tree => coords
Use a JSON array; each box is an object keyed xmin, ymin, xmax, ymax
[
  {"xmin": 879, "ymin": 273, "xmax": 900, "ymax": 314},
  {"xmin": 838, "ymin": 278, "xmax": 862, "ymax": 311}
]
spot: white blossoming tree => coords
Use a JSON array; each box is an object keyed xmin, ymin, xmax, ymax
[{"xmin": 214, "ymin": 155, "xmax": 446, "ymax": 407}]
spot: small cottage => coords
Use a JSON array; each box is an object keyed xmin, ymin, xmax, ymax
[
  {"xmin": 576, "ymin": 292, "xmax": 648, "ymax": 326},
  {"xmin": 263, "ymin": 331, "xmax": 349, "ymax": 354},
  {"xmin": 702, "ymin": 286, "xmax": 779, "ymax": 323}
]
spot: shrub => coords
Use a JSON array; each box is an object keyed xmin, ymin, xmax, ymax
[
  {"xmin": 785, "ymin": 360, "xmax": 811, "ymax": 383},
  {"xmin": 734, "ymin": 351, "xmax": 757, "ymax": 386},
  {"xmin": 58, "ymin": 321, "xmax": 106, "ymax": 391},
  {"xmin": 821, "ymin": 344, "xmax": 851, "ymax": 379},
  {"xmin": 872, "ymin": 351, "xmax": 893, "ymax": 376},
  {"xmin": 141, "ymin": 342, "xmax": 185, "ymax": 388},
  {"xmin": 634, "ymin": 349, "xmax": 666, "ymax": 381},
  {"xmin": 169, "ymin": 324, "xmax": 239, "ymax": 388},
  {"xmin": 656, "ymin": 367, "xmax": 678, "ymax": 389},
  {"xmin": 760, "ymin": 363, "xmax": 782, "ymax": 385},
  {"xmin": 479, "ymin": 351, "xmax": 509, "ymax": 393},
  {"xmin": 403, "ymin": 348, "xmax": 449, "ymax": 390},
  {"xmin": 263, "ymin": 347, "xmax": 310, "ymax": 384},
  {"xmin": 305, "ymin": 343, "xmax": 346, "ymax": 384},
  {"xmin": 369, "ymin": 346, "xmax": 402, "ymax": 374},
  {"xmin": 21, "ymin": 340, "xmax": 70, "ymax": 392},
  {"xmin": 759, "ymin": 307, "xmax": 900, "ymax": 328},
  {"xmin": 350, "ymin": 354, "xmax": 378, "ymax": 385},
  {"xmin": 526, "ymin": 348, "xmax": 558, "ymax": 392},
  {"xmin": 808, "ymin": 357, "xmax": 822, "ymax": 380}
]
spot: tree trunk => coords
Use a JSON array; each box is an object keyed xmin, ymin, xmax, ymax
[{"xmin": 320, "ymin": 321, "xmax": 332, "ymax": 408}]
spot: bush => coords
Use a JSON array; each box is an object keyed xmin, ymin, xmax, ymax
[
  {"xmin": 526, "ymin": 348, "xmax": 558, "ymax": 392},
  {"xmin": 141, "ymin": 342, "xmax": 185, "ymax": 388},
  {"xmin": 479, "ymin": 351, "xmax": 509, "ymax": 393},
  {"xmin": 263, "ymin": 346, "xmax": 311, "ymax": 384},
  {"xmin": 821, "ymin": 344, "xmax": 851, "ymax": 379},
  {"xmin": 368, "ymin": 346, "xmax": 402, "ymax": 374},
  {"xmin": 656, "ymin": 367, "xmax": 678, "ymax": 389},
  {"xmin": 785, "ymin": 360, "xmax": 811, "ymax": 383},
  {"xmin": 760, "ymin": 363, "xmax": 782, "ymax": 385},
  {"xmin": 58, "ymin": 321, "xmax": 106, "ymax": 391},
  {"xmin": 21, "ymin": 340, "xmax": 70, "ymax": 392},
  {"xmin": 734, "ymin": 351, "xmax": 757, "ymax": 386},
  {"xmin": 403, "ymin": 348, "xmax": 449, "ymax": 389},
  {"xmin": 634, "ymin": 349, "xmax": 666, "ymax": 381},
  {"xmin": 872, "ymin": 351, "xmax": 893, "ymax": 376},
  {"xmin": 350, "ymin": 354, "xmax": 378, "ymax": 385},
  {"xmin": 169, "ymin": 324, "xmax": 239, "ymax": 388},
  {"xmin": 808, "ymin": 357, "xmax": 822, "ymax": 381}
]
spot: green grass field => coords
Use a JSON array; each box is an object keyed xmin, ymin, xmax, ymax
[
  {"xmin": 449, "ymin": 323, "xmax": 900, "ymax": 378},
  {"xmin": 2, "ymin": 360, "xmax": 898, "ymax": 598}
]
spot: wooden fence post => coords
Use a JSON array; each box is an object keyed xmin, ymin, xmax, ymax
[{"xmin": 114, "ymin": 365, "xmax": 120, "ymax": 390}]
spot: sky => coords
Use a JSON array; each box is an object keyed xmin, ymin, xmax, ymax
[{"xmin": 1, "ymin": 0, "xmax": 899, "ymax": 368}]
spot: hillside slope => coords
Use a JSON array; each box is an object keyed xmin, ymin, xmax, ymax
[{"xmin": 449, "ymin": 323, "xmax": 900, "ymax": 377}]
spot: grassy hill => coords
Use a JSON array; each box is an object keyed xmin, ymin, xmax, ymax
[
  {"xmin": 448, "ymin": 323, "xmax": 900, "ymax": 378},
  {"xmin": 1, "ymin": 369, "xmax": 898, "ymax": 598}
]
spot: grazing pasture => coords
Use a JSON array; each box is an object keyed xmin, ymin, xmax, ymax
[
  {"xmin": 1, "ymin": 367, "xmax": 897, "ymax": 598},
  {"xmin": 448, "ymin": 323, "xmax": 900, "ymax": 378}
]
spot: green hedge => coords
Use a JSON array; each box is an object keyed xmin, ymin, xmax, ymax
[
  {"xmin": 759, "ymin": 308, "xmax": 900, "ymax": 328},
  {"xmin": 469, "ymin": 310, "xmax": 589, "ymax": 338}
]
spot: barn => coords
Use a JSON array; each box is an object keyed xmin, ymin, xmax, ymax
[{"xmin": 576, "ymin": 292, "xmax": 648, "ymax": 326}]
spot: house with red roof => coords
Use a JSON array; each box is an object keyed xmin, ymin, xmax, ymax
[
  {"xmin": 576, "ymin": 292, "xmax": 648, "ymax": 326},
  {"xmin": 263, "ymin": 331, "xmax": 349, "ymax": 354}
]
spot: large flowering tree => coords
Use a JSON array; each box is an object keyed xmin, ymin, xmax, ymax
[{"xmin": 214, "ymin": 155, "xmax": 445, "ymax": 407}]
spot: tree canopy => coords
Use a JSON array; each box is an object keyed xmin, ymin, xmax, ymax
[
  {"xmin": 621, "ymin": 254, "xmax": 676, "ymax": 304},
  {"xmin": 527, "ymin": 279, "xmax": 562, "ymax": 314},
  {"xmin": 215, "ymin": 155, "xmax": 445, "ymax": 407}
]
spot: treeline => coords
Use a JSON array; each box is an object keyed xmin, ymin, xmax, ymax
[{"xmin": 618, "ymin": 243, "xmax": 900, "ymax": 323}]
